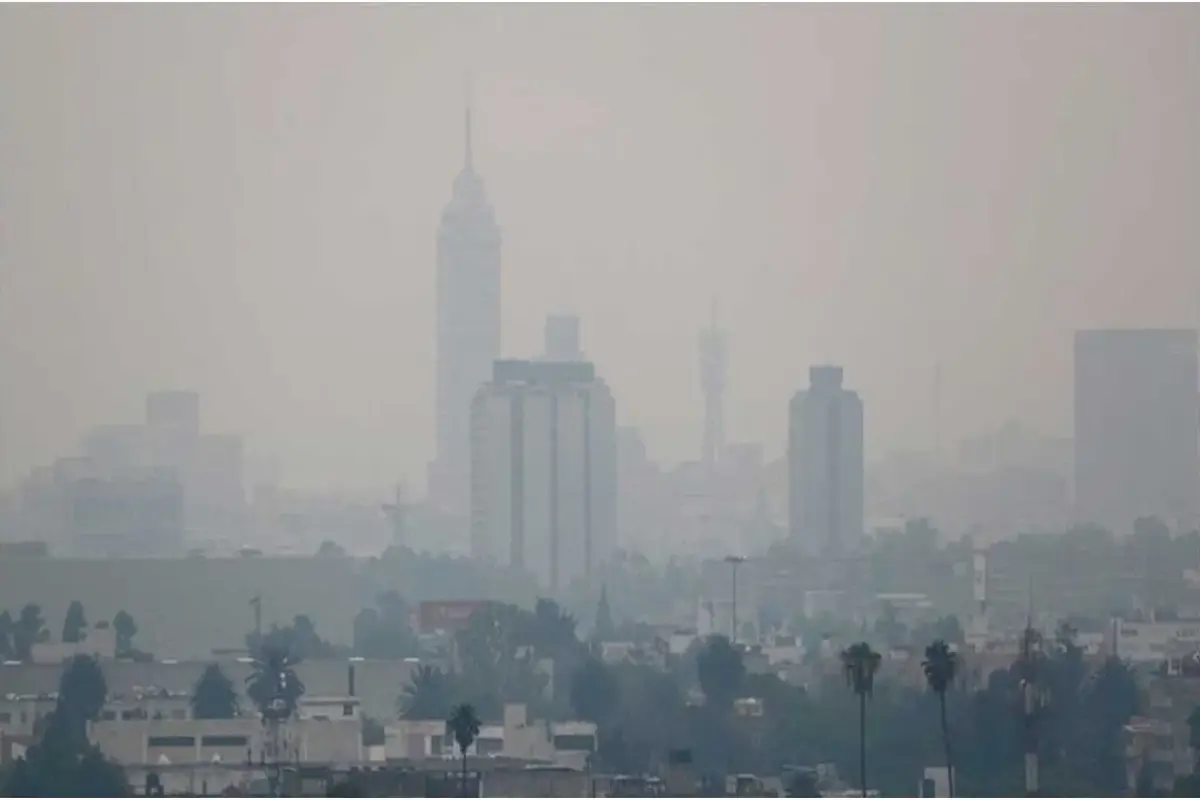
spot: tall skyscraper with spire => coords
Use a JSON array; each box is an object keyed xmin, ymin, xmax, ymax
[
  {"xmin": 428, "ymin": 95, "xmax": 502, "ymax": 513},
  {"xmin": 698, "ymin": 300, "xmax": 726, "ymax": 468}
]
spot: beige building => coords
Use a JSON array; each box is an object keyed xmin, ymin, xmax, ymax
[
  {"xmin": 90, "ymin": 716, "xmax": 363, "ymax": 767},
  {"xmin": 385, "ymin": 704, "xmax": 596, "ymax": 770},
  {"xmin": 470, "ymin": 359, "xmax": 617, "ymax": 591}
]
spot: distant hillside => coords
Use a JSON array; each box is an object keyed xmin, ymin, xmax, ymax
[{"xmin": 0, "ymin": 553, "xmax": 534, "ymax": 659}]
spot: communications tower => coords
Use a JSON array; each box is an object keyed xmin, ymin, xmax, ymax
[{"xmin": 699, "ymin": 299, "xmax": 727, "ymax": 468}]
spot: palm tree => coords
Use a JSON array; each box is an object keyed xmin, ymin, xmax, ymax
[
  {"xmin": 922, "ymin": 639, "xmax": 959, "ymax": 797},
  {"xmin": 399, "ymin": 665, "xmax": 456, "ymax": 720},
  {"xmin": 246, "ymin": 642, "xmax": 305, "ymax": 720},
  {"xmin": 1188, "ymin": 706, "xmax": 1200, "ymax": 775},
  {"xmin": 447, "ymin": 703, "xmax": 481, "ymax": 797},
  {"xmin": 841, "ymin": 641, "xmax": 882, "ymax": 798}
]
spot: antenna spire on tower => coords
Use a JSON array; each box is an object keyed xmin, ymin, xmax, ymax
[
  {"xmin": 464, "ymin": 74, "xmax": 474, "ymax": 171},
  {"xmin": 699, "ymin": 297, "xmax": 727, "ymax": 468}
]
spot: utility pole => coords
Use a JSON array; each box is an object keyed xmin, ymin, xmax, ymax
[
  {"xmin": 382, "ymin": 484, "xmax": 408, "ymax": 549},
  {"xmin": 724, "ymin": 555, "xmax": 745, "ymax": 644},
  {"xmin": 1018, "ymin": 620, "xmax": 1043, "ymax": 797},
  {"xmin": 249, "ymin": 596, "xmax": 262, "ymax": 641}
]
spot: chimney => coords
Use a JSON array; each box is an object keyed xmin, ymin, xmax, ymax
[{"xmin": 347, "ymin": 663, "xmax": 356, "ymax": 697}]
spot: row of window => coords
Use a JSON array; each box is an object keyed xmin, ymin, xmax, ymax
[
  {"xmin": 147, "ymin": 735, "xmax": 249, "ymax": 748},
  {"xmin": 100, "ymin": 709, "xmax": 188, "ymax": 721}
]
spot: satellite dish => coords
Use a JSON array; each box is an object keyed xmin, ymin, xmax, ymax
[{"xmin": 157, "ymin": 754, "xmax": 171, "ymax": 765}]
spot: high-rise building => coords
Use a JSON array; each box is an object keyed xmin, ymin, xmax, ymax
[
  {"xmin": 788, "ymin": 365, "xmax": 864, "ymax": 555},
  {"xmin": 543, "ymin": 315, "xmax": 583, "ymax": 361},
  {"xmin": 1074, "ymin": 329, "xmax": 1199, "ymax": 533},
  {"xmin": 146, "ymin": 390, "xmax": 200, "ymax": 438},
  {"xmin": 470, "ymin": 359, "xmax": 616, "ymax": 590},
  {"xmin": 429, "ymin": 100, "xmax": 502, "ymax": 513},
  {"xmin": 698, "ymin": 301, "xmax": 726, "ymax": 468}
]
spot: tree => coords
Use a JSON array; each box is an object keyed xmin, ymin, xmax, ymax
[
  {"xmin": 13, "ymin": 603, "xmax": 46, "ymax": 661},
  {"xmin": 1189, "ymin": 706, "xmax": 1200, "ymax": 772},
  {"xmin": 0, "ymin": 609, "xmax": 12, "ymax": 660},
  {"xmin": 362, "ymin": 716, "xmax": 385, "ymax": 747},
  {"xmin": 113, "ymin": 610, "xmax": 137, "ymax": 657},
  {"xmin": 2, "ymin": 654, "xmax": 130, "ymax": 796},
  {"xmin": 569, "ymin": 656, "xmax": 619, "ymax": 725},
  {"xmin": 922, "ymin": 640, "xmax": 959, "ymax": 797},
  {"xmin": 247, "ymin": 641, "xmax": 306, "ymax": 720},
  {"xmin": 456, "ymin": 603, "xmax": 547, "ymax": 719},
  {"xmin": 58, "ymin": 654, "xmax": 108, "ymax": 726},
  {"xmin": 400, "ymin": 665, "xmax": 457, "ymax": 720},
  {"xmin": 192, "ymin": 663, "xmax": 240, "ymax": 719},
  {"xmin": 841, "ymin": 642, "xmax": 882, "ymax": 798},
  {"xmin": 697, "ymin": 635, "xmax": 745, "ymax": 709},
  {"xmin": 352, "ymin": 592, "xmax": 417, "ymax": 660},
  {"xmin": 290, "ymin": 615, "xmax": 335, "ymax": 660},
  {"xmin": 447, "ymin": 703, "xmax": 481, "ymax": 797},
  {"xmin": 316, "ymin": 539, "xmax": 347, "ymax": 558},
  {"xmin": 62, "ymin": 600, "xmax": 88, "ymax": 644}
]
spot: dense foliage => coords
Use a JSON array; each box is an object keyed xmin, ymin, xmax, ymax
[
  {"xmin": 558, "ymin": 624, "xmax": 1139, "ymax": 796},
  {"xmin": 0, "ymin": 655, "xmax": 130, "ymax": 796},
  {"xmin": 191, "ymin": 662, "xmax": 241, "ymax": 719}
]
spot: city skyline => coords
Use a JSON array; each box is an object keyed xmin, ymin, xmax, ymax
[{"xmin": 1, "ymin": 5, "xmax": 1199, "ymax": 494}]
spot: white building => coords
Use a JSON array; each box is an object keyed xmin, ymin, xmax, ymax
[
  {"xmin": 470, "ymin": 359, "xmax": 616, "ymax": 591},
  {"xmin": 788, "ymin": 365, "xmax": 864, "ymax": 555},
  {"xmin": 385, "ymin": 704, "xmax": 596, "ymax": 770},
  {"xmin": 1112, "ymin": 619, "xmax": 1200, "ymax": 664}
]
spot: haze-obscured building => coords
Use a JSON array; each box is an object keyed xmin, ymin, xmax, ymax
[
  {"xmin": 18, "ymin": 391, "xmax": 244, "ymax": 555},
  {"xmin": 789, "ymin": 365, "xmax": 865, "ymax": 555},
  {"xmin": 1074, "ymin": 329, "xmax": 1199, "ymax": 534},
  {"xmin": 470, "ymin": 359, "xmax": 616, "ymax": 590},
  {"xmin": 428, "ymin": 104, "xmax": 502, "ymax": 515},
  {"xmin": 19, "ymin": 457, "xmax": 185, "ymax": 558},
  {"xmin": 542, "ymin": 315, "xmax": 583, "ymax": 362}
]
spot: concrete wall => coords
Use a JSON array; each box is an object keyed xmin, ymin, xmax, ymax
[
  {"xmin": 0, "ymin": 555, "xmax": 534, "ymax": 660},
  {"xmin": 483, "ymin": 768, "xmax": 589, "ymax": 797},
  {"xmin": 30, "ymin": 626, "xmax": 118, "ymax": 664},
  {"xmin": 0, "ymin": 657, "xmax": 416, "ymax": 723}
]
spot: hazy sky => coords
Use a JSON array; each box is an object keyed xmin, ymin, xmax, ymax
[{"xmin": 1, "ymin": 5, "xmax": 1197, "ymax": 493}]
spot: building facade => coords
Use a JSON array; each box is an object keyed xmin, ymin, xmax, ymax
[
  {"xmin": 788, "ymin": 365, "xmax": 864, "ymax": 555},
  {"xmin": 429, "ymin": 105, "xmax": 502, "ymax": 514},
  {"xmin": 470, "ymin": 360, "xmax": 616, "ymax": 590},
  {"xmin": 1074, "ymin": 329, "xmax": 1199, "ymax": 534},
  {"xmin": 19, "ymin": 391, "xmax": 244, "ymax": 556},
  {"xmin": 542, "ymin": 315, "xmax": 583, "ymax": 362}
]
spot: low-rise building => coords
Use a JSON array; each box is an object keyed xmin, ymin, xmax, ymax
[
  {"xmin": 89, "ymin": 716, "xmax": 363, "ymax": 768},
  {"xmin": 1113, "ymin": 619, "xmax": 1200, "ymax": 664},
  {"xmin": 384, "ymin": 704, "xmax": 595, "ymax": 770},
  {"xmin": 29, "ymin": 626, "xmax": 118, "ymax": 665}
]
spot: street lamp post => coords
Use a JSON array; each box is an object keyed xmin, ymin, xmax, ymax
[{"xmin": 724, "ymin": 555, "xmax": 745, "ymax": 644}]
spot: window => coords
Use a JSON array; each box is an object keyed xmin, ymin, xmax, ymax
[
  {"xmin": 342, "ymin": 704, "xmax": 354, "ymax": 717},
  {"xmin": 170, "ymin": 710, "xmax": 186, "ymax": 720},
  {"xmin": 0, "ymin": 712, "xmax": 11, "ymax": 723},
  {"xmin": 201, "ymin": 735, "xmax": 248, "ymax": 748},
  {"xmin": 122, "ymin": 709, "xmax": 148, "ymax": 721},
  {"xmin": 477, "ymin": 737, "xmax": 503, "ymax": 756},
  {"xmin": 553, "ymin": 734, "xmax": 596, "ymax": 752},
  {"xmin": 100, "ymin": 711, "xmax": 117, "ymax": 721},
  {"xmin": 149, "ymin": 736, "xmax": 195, "ymax": 748}
]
